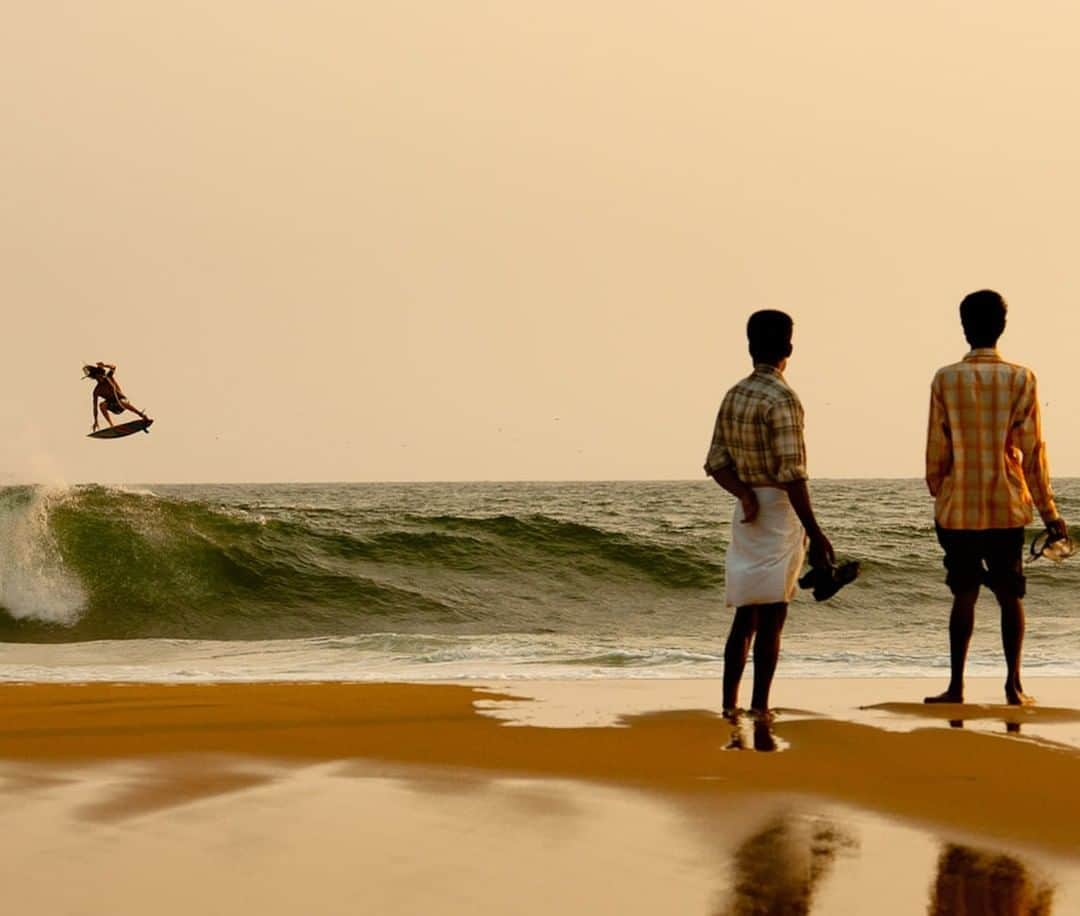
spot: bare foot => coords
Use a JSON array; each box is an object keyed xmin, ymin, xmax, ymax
[
  {"xmin": 722, "ymin": 706, "xmax": 741, "ymax": 724},
  {"xmin": 724, "ymin": 725, "xmax": 746, "ymax": 751},
  {"xmin": 752, "ymin": 719, "xmax": 778, "ymax": 752},
  {"xmin": 924, "ymin": 689, "xmax": 964, "ymax": 704},
  {"xmin": 1006, "ymin": 688, "xmax": 1036, "ymax": 707}
]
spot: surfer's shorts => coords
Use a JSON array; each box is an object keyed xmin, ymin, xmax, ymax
[
  {"xmin": 105, "ymin": 400, "xmax": 125, "ymax": 414},
  {"xmin": 935, "ymin": 525, "xmax": 1025, "ymax": 598}
]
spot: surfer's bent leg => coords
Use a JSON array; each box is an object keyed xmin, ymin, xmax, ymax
[{"xmin": 119, "ymin": 399, "xmax": 148, "ymax": 420}]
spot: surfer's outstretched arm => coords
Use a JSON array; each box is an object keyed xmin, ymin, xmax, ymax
[{"xmin": 92, "ymin": 394, "xmax": 102, "ymax": 431}]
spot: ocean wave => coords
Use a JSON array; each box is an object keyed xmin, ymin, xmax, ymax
[
  {"xmin": 0, "ymin": 485, "xmax": 724, "ymax": 642},
  {"xmin": 5, "ymin": 480, "xmax": 1078, "ymax": 663},
  {"xmin": 0, "ymin": 486, "xmax": 86, "ymax": 625}
]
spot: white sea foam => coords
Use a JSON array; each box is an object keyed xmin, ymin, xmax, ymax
[{"xmin": 0, "ymin": 486, "xmax": 86, "ymax": 624}]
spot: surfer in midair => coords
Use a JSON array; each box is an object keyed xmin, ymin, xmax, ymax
[{"xmin": 83, "ymin": 362, "xmax": 150, "ymax": 431}]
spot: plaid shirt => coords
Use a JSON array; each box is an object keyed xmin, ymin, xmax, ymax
[
  {"xmin": 926, "ymin": 348, "xmax": 1058, "ymax": 529},
  {"xmin": 704, "ymin": 365, "xmax": 808, "ymax": 486}
]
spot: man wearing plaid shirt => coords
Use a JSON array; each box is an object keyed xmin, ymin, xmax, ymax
[
  {"xmin": 925, "ymin": 289, "xmax": 1068, "ymax": 706},
  {"xmin": 705, "ymin": 310, "xmax": 835, "ymax": 718}
]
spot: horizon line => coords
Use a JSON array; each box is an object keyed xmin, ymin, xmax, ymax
[{"xmin": 0, "ymin": 475, "xmax": 998, "ymax": 487}]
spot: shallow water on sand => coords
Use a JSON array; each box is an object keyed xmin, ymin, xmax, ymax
[{"xmin": 1, "ymin": 759, "xmax": 1074, "ymax": 916}]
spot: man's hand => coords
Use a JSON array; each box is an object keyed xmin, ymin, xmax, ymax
[
  {"xmin": 1047, "ymin": 517, "xmax": 1069, "ymax": 541},
  {"xmin": 808, "ymin": 532, "xmax": 835, "ymax": 570},
  {"xmin": 92, "ymin": 419, "xmax": 99, "ymax": 432},
  {"xmin": 707, "ymin": 465, "xmax": 760, "ymax": 524},
  {"xmin": 738, "ymin": 491, "xmax": 759, "ymax": 524}
]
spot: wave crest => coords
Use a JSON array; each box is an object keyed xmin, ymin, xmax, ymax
[
  {"xmin": 0, "ymin": 486, "xmax": 722, "ymax": 642},
  {"xmin": 0, "ymin": 486, "xmax": 86, "ymax": 625}
]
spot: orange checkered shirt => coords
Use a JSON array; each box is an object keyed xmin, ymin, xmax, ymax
[{"xmin": 925, "ymin": 348, "xmax": 1058, "ymax": 530}]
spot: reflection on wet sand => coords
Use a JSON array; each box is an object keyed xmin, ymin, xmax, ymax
[
  {"xmin": 929, "ymin": 844, "xmax": 1054, "ymax": 915},
  {"xmin": 949, "ymin": 718, "xmax": 1022, "ymax": 735},
  {"xmin": 716, "ymin": 815, "xmax": 856, "ymax": 915},
  {"xmin": 723, "ymin": 715, "xmax": 784, "ymax": 753},
  {"xmin": 864, "ymin": 701, "xmax": 1080, "ymax": 746},
  {"xmin": 715, "ymin": 816, "xmax": 1056, "ymax": 916},
  {"xmin": 859, "ymin": 697, "xmax": 1080, "ymax": 749}
]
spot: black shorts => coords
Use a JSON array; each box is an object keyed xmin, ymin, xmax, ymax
[
  {"xmin": 935, "ymin": 525, "xmax": 1026, "ymax": 598},
  {"xmin": 105, "ymin": 400, "xmax": 125, "ymax": 415}
]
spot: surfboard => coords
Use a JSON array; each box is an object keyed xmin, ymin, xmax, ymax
[{"xmin": 88, "ymin": 418, "xmax": 154, "ymax": 439}]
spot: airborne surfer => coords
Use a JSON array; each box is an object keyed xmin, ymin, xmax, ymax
[{"xmin": 83, "ymin": 362, "xmax": 150, "ymax": 432}]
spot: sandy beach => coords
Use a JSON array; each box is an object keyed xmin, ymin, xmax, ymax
[{"xmin": 2, "ymin": 677, "xmax": 1078, "ymax": 914}]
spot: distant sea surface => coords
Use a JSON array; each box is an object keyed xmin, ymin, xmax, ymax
[{"xmin": 1, "ymin": 480, "xmax": 1078, "ymax": 682}]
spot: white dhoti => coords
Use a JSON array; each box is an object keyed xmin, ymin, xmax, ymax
[{"xmin": 724, "ymin": 487, "xmax": 807, "ymax": 608}]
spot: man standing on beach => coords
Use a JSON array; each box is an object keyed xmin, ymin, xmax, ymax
[
  {"xmin": 704, "ymin": 310, "xmax": 835, "ymax": 717},
  {"xmin": 925, "ymin": 289, "xmax": 1067, "ymax": 706}
]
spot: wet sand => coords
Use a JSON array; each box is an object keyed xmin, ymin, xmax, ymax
[{"xmin": 1, "ymin": 678, "xmax": 1078, "ymax": 914}]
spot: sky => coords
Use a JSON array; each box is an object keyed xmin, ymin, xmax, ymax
[{"xmin": 4, "ymin": 1, "xmax": 1080, "ymax": 483}]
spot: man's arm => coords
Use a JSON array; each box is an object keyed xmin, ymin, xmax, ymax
[
  {"xmin": 704, "ymin": 402, "xmax": 760, "ymax": 521},
  {"xmin": 925, "ymin": 377, "xmax": 951, "ymax": 497},
  {"xmin": 769, "ymin": 395, "xmax": 833, "ymax": 567},
  {"xmin": 1015, "ymin": 371, "xmax": 1064, "ymax": 534},
  {"xmin": 706, "ymin": 465, "xmax": 759, "ymax": 523},
  {"xmin": 92, "ymin": 394, "xmax": 100, "ymax": 431},
  {"xmin": 783, "ymin": 479, "xmax": 834, "ymax": 569}
]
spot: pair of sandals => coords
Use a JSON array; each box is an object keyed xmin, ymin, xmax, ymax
[
  {"xmin": 798, "ymin": 559, "xmax": 860, "ymax": 601},
  {"xmin": 1029, "ymin": 527, "xmax": 1075, "ymax": 564}
]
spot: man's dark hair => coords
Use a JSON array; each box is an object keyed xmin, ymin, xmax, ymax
[
  {"xmin": 959, "ymin": 290, "xmax": 1007, "ymax": 348},
  {"xmin": 747, "ymin": 310, "xmax": 794, "ymax": 364}
]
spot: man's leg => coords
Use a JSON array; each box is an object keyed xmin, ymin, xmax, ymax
[
  {"xmin": 750, "ymin": 602, "xmax": 787, "ymax": 714},
  {"xmin": 927, "ymin": 526, "xmax": 981, "ymax": 704},
  {"xmin": 996, "ymin": 593, "xmax": 1033, "ymax": 706},
  {"xmin": 723, "ymin": 605, "xmax": 758, "ymax": 715},
  {"xmin": 924, "ymin": 589, "xmax": 978, "ymax": 703},
  {"xmin": 118, "ymin": 398, "xmax": 148, "ymax": 420},
  {"xmin": 986, "ymin": 529, "xmax": 1032, "ymax": 706}
]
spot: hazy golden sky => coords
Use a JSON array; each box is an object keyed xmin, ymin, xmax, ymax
[{"xmin": 5, "ymin": 2, "xmax": 1080, "ymax": 483}]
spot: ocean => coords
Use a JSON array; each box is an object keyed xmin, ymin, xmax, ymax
[{"xmin": 1, "ymin": 480, "xmax": 1078, "ymax": 682}]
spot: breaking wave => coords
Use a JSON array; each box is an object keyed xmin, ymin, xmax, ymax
[{"xmin": 0, "ymin": 485, "xmax": 722, "ymax": 642}]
